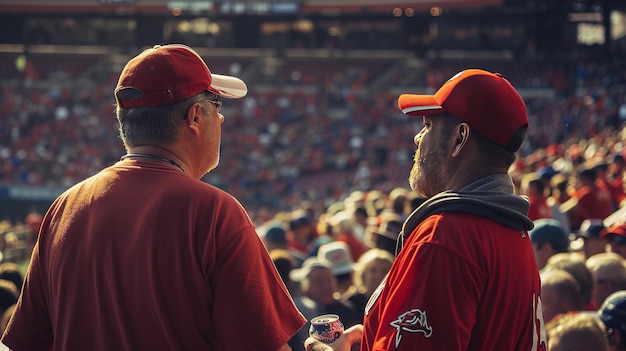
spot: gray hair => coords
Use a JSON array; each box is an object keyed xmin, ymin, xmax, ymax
[{"xmin": 115, "ymin": 89, "xmax": 211, "ymax": 149}]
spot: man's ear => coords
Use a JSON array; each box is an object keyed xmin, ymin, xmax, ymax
[
  {"xmin": 184, "ymin": 102, "xmax": 203, "ymax": 135},
  {"xmin": 186, "ymin": 103, "xmax": 203, "ymax": 123},
  {"xmin": 452, "ymin": 123, "xmax": 470, "ymax": 157}
]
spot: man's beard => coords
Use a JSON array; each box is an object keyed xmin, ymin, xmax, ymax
[{"xmin": 409, "ymin": 149, "xmax": 447, "ymax": 197}]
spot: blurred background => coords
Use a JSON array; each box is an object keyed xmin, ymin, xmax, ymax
[{"xmin": 0, "ymin": 0, "xmax": 625, "ymax": 261}]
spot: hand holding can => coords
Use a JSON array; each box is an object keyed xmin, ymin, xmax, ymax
[{"xmin": 309, "ymin": 314, "xmax": 345, "ymax": 344}]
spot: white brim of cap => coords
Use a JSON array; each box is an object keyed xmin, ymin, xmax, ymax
[{"xmin": 211, "ymin": 74, "xmax": 248, "ymax": 99}]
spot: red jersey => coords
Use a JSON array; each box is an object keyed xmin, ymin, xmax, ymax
[
  {"xmin": 527, "ymin": 195, "xmax": 552, "ymax": 221},
  {"xmin": 2, "ymin": 161, "xmax": 305, "ymax": 351},
  {"xmin": 362, "ymin": 212, "xmax": 546, "ymax": 350}
]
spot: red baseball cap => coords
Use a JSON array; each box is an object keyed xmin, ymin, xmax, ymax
[
  {"xmin": 115, "ymin": 44, "xmax": 247, "ymax": 108},
  {"xmin": 398, "ymin": 69, "xmax": 528, "ymax": 152},
  {"xmin": 602, "ymin": 224, "xmax": 626, "ymax": 239}
]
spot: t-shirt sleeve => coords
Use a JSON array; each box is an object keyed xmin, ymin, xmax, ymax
[
  {"xmin": 2, "ymin": 242, "xmax": 54, "ymax": 351},
  {"xmin": 369, "ymin": 227, "xmax": 483, "ymax": 350},
  {"xmin": 209, "ymin": 215, "xmax": 305, "ymax": 350}
]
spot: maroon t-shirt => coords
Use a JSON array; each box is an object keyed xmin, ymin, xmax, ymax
[
  {"xmin": 362, "ymin": 212, "xmax": 547, "ymax": 350},
  {"xmin": 2, "ymin": 161, "xmax": 305, "ymax": 350}
]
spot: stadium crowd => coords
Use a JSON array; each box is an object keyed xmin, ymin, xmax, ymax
[
  {"xmin": 0, "ymin": 49, "xmax": 626, "ymax": 349},
  {"xmin": 1, "ymin": 52, "xmax": 625, "ymax": 217}
]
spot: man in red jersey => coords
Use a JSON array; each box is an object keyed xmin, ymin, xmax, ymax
[
  {"xmin": 2, "ymin": 44, "xmax": 305, "ymax": 351},
  {"xmin": 306, "ymin": 69, "xmax": 546, "ymax": 350}
]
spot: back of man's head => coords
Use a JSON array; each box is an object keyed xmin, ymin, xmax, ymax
[
  {"xmin": 599, "ymin": 290, "xmax": 626, "ymax": 350},
  {"xmin": 547, "ymin": 312, "xmax": 608, "ymax": 351},
  {"xmin": 530, "ymin": 219, "xmax": 570, "ymax": 253}
]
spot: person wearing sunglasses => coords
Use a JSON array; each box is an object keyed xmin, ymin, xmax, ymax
[{"xmin": 1, "ymin": 44, "xmax": 305, "ymax": 351}]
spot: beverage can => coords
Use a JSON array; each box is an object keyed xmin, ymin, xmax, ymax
[{"xmin": 308, "ymin": 314, "xmax": 344, "ymax": 344}]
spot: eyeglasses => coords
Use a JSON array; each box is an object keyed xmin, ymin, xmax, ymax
[
  {"xmin": 183, "ymin": 94, "xmax": 222, "ymax": 119},
  {"xmin": 205, "ymin": 96, "xmax": 222, "ymax": 112}
]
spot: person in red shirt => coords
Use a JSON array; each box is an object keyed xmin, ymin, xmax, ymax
[
  {"xmin": 526, "ymin": 177, "xmax": 553, "ymax": 221},
  {"xmin": 306, "ymin": 69, "xmax": 546, "ymax": 350},
  {"xmin": 608, "ymin": 154, "xmax": 626, "ymax": 208},
  {"xmin": 328, "ymin": 211, "xmax": 368, "ymax": 262},
  {"xmin": 2, "ymin": 44, "xmax": 305, "ymax": 351},
  {"xmin": 595, "ymin": 162, "xmax": 616, "ymax": 209},
  {"xmin": 561, "ymin": 168, "xmax": 614, "ymax": 230}
]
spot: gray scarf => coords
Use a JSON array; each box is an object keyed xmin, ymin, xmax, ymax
[{"xmin": 397, "ymin": 174, "xmax": 534, "ymax": 255}]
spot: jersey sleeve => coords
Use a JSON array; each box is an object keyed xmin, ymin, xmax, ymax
[
  {"xmin": 1, "ymin": 242, "xmax": 54, "ymax": 351},
  {"xmin": 368, "ymin": 224, "xmax": 484, "ymax": 350},
  {"xmin": 209, "ymin": 220, "xmax": 305, "ymax": 350}
]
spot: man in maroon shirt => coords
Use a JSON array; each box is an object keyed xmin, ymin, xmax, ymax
[{"xmin": 2, "ymin": 44, "xmax": 305, "ymax": 351}]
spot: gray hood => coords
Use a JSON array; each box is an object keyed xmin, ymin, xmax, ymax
[{"xmin": 397, "ymin": 174, "xmax": 533, "ymax": 254}]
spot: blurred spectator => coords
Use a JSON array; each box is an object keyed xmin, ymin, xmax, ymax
[
  {"xmin": 0, "ymin": 279, "xmax": 18, "ymax": 317},
  {"xmin": 0, "ymin": 262, "xmax": 23, "ymax": 293},
  {"xmin": 287, "ymin": 210, "xmax": 318, "ymax": 261},
  {"xmin": 382, "ymin": 187, "xmax": 409, "ymax": 222},
  {"xmin": 404, "ymin": 193, "xmax": 428, "ymax": 218},
  {"xmin": 0, "ymin": 303, "xmax": 15, "ymax": 351},
  {"xmin": 350, "ymin": 206, "xmax": 369, "ymax": 243},
  {"xmin": 608, "ymin": 154, "xmax": 626, "ymax": 208},
  {"xmin": 290, "ymin": 257, "xmax": 359, "ymax": 335},
  {"xmin": 259, "ymin": 221, "xmax": 288, "ymax": 252},
  {"xmin": 597, "ymin": 162, "xmax": 617, "ymax": 210},
  {"xmin": 545, "ymin": 252, "xmax": 596, "ymax": 310},
  {"xmin": 599, "ymin": 290, "xmax": 626, "ymax": 351},
  {"xmin": 575, "ymin": 219, "xmax": 608, "ymax": 259},
  {"xmin": 540, "ymin": 269, "xmax": 585, "ymax": 324},
  {"xmin": 288, "ymin": 257, "xmax": 325, "ymax": 351},
  {"xmin": 327, "ymin": 211, "xmax": 367, "ymax": 262},
  {"xmin": 24, "ymin": 209, "xmax": 43, "ymax": 253},
  {"xmin": 529, "ymin": 218, "xmax": 571, "ymax": 270},
  {"xmin": 537, "ymin": 166, "xmax": 559, "ymax": 195},
  {"xmin": 603, "ymin": 225, "xmax": 626, "ymax": 258},
  {"xmin": 366, "ymin": 213, "xmax": 402, "ymax": 256},
  {"xmin": 561, "ymin": 167, "xmax": 614, "ymax": 230},
  {"xmin": 548, "ymin": 174, "xmax": 573, "ymax": 233},
  {"xmin": 523, "ymin": 176, "xmax": 552, "ymax": 221},
  {"xmin": 546, "ymin": 311, "xmax": 608, "ymax": 351},
  {"xmin": 586, "ymin": 253, "xmax": 626, "ymax": 309},
  {"xmin": 317, "ymin": 241, "xmax": 356, "ymax": 295},
  {"xmin": 270, "ymin": 249, "xmax": 298, "ymax": 295},
  {"xmin": 343, "ymin": 248, "xmax": 394, "ymax": 323}
]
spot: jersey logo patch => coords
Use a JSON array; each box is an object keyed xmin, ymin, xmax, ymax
[{"xmin": 390, "ymin": 309, "xmax": 433, "ymax": 348}]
